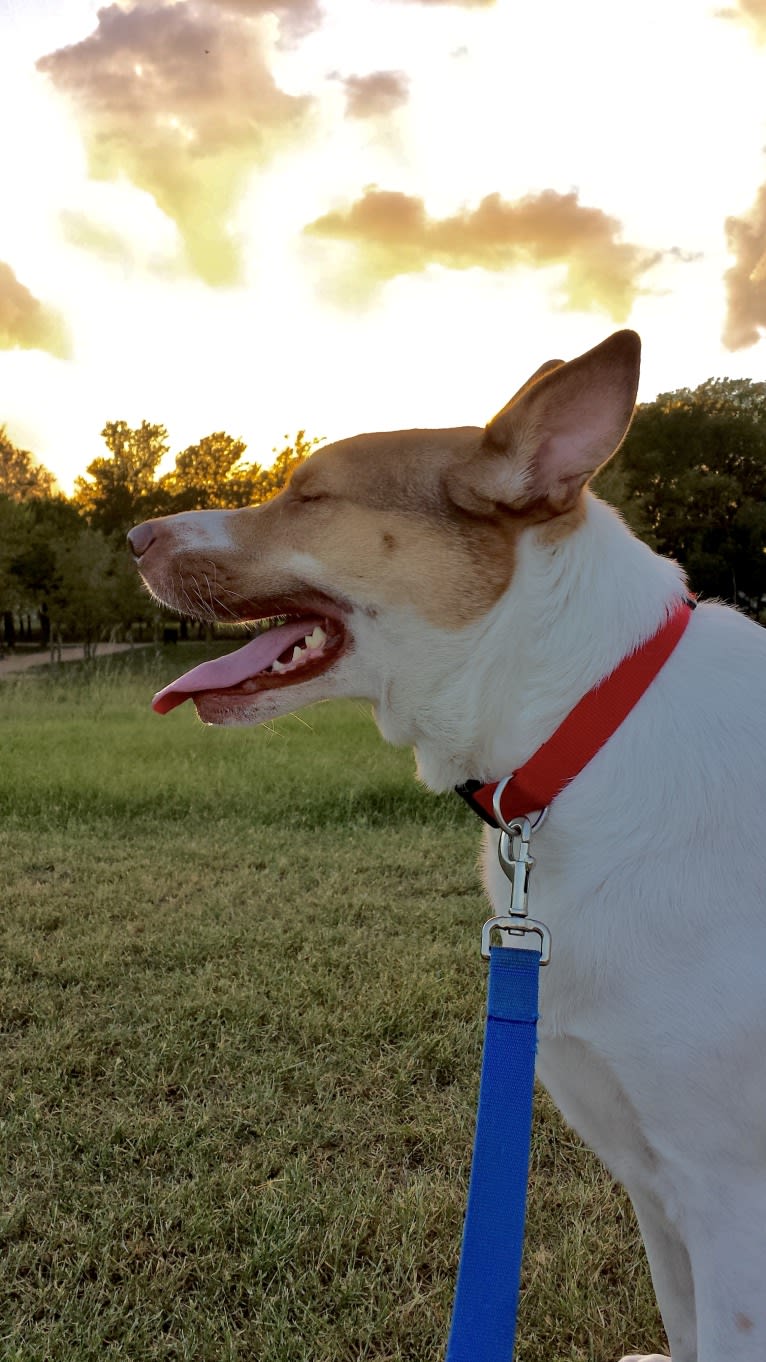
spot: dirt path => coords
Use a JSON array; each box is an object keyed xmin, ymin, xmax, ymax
[{"xmin": 0, "ymin": 643, "xmax": 153, "ymax": 678}]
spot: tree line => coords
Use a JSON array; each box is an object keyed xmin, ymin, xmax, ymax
[
  {"xmin": 0, "ymin": 423, "xmax": 318, "ymax": 652},
  {"xmin": 2, "ymin": 374, "xmax": 766, "ymax": 653},
  {"xmin": 593, "ymin": 377, "xmax": 766, "ymax": 616}
]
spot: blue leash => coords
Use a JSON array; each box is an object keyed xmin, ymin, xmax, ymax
[{"xmin": 446, "ymin": 945, "xmax": 541, "ymax": 1362}]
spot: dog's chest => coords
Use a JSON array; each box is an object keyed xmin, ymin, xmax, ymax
[{"xmin": 480, "ymin": 827, "xmax": 664, "ymax": 1188}]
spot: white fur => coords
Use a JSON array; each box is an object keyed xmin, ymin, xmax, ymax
[
  {"xmin": 169, "ymin": 508, "xmax": 237, "ymax": 548},
  {"xmin": 444, "ymin": 496, "xmax": 766, "ymax": 1362},
  {"xmin": 292, "ymin": 494, "xmax": 766, "ymax": 1361}
]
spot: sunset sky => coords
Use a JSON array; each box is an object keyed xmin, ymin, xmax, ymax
[{"xmin": 2, "ymin": 0, "xmax": 766, "ymax": 493}]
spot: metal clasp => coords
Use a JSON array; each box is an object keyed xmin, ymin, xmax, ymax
[
  {"xmin": 480, "ymin": 776, "xmax": 552, "ymax": 963},
  {"xmin": 481, "ymin": 914, "xmax": 552, "ymax": 964}
]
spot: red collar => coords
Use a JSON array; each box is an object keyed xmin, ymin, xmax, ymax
[{"xmin": 456, "ymin": 597, "xmax": 695, "ymax": 828}]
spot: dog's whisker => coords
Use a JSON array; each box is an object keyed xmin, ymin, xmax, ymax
[
  {"xmin": 192, "ymin": 568, "xmax": 251, "ymax": 623},
  {"xmin": 189, "ymin": 579, "xmax": 217, "ymax": 623},
  {"xmin": 202, "ymin": 572, "xmax": 219, "ymax": 619},
  {"xmin": 212, "ymin": 583, "xmax": 257, "ymax": 608},
  {"xmin": 172, "ymin": 571, "xmax": 198, "ymax": 621}
]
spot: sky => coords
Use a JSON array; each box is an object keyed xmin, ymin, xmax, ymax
[{"xmin": 2, "ymin": 0, "xmax": 766, "ymax": 494}]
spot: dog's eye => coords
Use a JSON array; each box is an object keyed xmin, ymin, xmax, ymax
[{"xmin": 297, "ymin": 490, "xmax": 328, "ymax": 504}]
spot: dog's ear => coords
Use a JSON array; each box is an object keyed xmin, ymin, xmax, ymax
[
  {"xmin": 449, "ymin": 330, "xmax": 641, "ymax": 516},
  {"xmin": 498, "ymin": 357, "xmax": 566, "ymax": 408}
]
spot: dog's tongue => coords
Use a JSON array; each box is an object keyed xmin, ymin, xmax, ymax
[{"xmin": 152, "ymin": 618, "xmax": 323, "ymax": 714}]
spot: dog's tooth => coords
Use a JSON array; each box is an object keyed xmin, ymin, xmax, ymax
[
  {"xmin": 306, "ymin": 626, "xmax": 327, "ymax": 649},
  {"xmin": 291, "ymin": 645, "xmax": 304, "ymax": 662},
  {"xmin": 272, "ymin": 659, "xmax": 286, "ymax": 673}
]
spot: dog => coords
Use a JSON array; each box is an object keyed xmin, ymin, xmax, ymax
[{"xmin": 129, "ymin": 330, "xmax": 766, "ymax": 1362}]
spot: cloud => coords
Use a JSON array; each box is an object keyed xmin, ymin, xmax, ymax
[
  {"xmin": 38, "ymin": 2, "xmax": 313, "ymax": 286},
  {"xmin": 0, "ymin": 263, "xmax": 71, "ymax": 360},
  {"xmin": 59, "ymin": 209, "xmax": 185, "ymax": 280},
  {"xmin": 717, "ymin": 0, "xmax": 766, "ymax": 42},
  {"xmin": 340, "ymin": 70, "xmax": 409, "ymax": 118},
  {"xmin": 59, "ymin": 211, "xmax": 136, "ymax": 270},
  {"xmin": 397, "ymin": 0, "xmax": 496, "ymax": 6},
  {"xmin": 723, "ymin": 184, "xmax": 766, "ymax": 349},
  {"xmin": 209, "ymin": 0, "xmax": 323, "ymax": 36},
  {"xmin": 305, "ymin": 187, "xmax": 663, "ymax": 319}
]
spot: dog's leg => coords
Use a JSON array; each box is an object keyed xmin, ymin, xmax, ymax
[
  {"xmin": 683, "ymin": 1187, "xmax": 766, "ymax": 1362},
  {"xmin": 617, "ymin": 1189, "xmax": 696, "ymax": 1362},
  {"xmin": 535, "ymin": 1038, "xmax": 696, "ymax": 1362}
]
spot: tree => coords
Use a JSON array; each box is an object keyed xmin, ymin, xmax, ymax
[
  {"xmin": 73, "ymin": 420, "xmax": 169, "ymax": 537},
  {"xmin": 596, "ymin": 378, "xmax": 766, "ymax": 611},
  {"xmin": 50, "ymin": 527, "xmax": 152, "ymax": 656},
  {"xmin": 1, "ymin": 419, "xmax": 323, "ymax": 647},
  {"xmin": 0, "ymin": 496, "xmax": 25, "ymax": 611},
  {"xmin": 8, "ymin": 496, "xmax": 83, "ymax": 610},
  {"xmin": 252, "ymin": 431, "xmax": 321, "ymax": 503},
  {"xmin": 50, "ymin": 530, "xmax": 115, "ymax": 656},
  {"xmin": 158, "ymin": 428, "xmax": 321, "ymax": 512},
  {"xmin": 159, "ymin": 431, "xmax": 257, "ymax": 511},
  {"xmin": 0, "ymin": 427, "xmax": 55, "ymax": 500}
]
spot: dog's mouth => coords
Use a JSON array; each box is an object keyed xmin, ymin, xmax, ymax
[{"xmin": 152, "ymin": 609, "xmax": 347, "ymax": 716}]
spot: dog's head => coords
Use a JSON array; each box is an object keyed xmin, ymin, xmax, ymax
[{"xmin": 130, "ymin": 330, "xmax": 640, "ymax": 754}]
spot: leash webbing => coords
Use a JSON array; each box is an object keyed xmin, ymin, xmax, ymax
[{"xmin": 446, "ymin": 946, "xmax": 541, "ymax": 1362}]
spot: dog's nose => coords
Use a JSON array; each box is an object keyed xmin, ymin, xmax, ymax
[{"xmin": 127, "ymin": 521, "xmax": 156, "ymax": 559}]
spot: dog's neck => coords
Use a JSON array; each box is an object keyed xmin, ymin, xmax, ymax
[{"xmin": 370, "ymin": 494, "xmax": 688, "ymax": 794}]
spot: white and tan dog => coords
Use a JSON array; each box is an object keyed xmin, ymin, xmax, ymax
[{"xmin": 130, "ymin": 331, "xmax": 766, "ymax": 1362}]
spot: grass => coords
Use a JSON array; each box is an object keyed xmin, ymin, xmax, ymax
[{"xmin": 0, "ymin": 648, "xmax": 665, "ymax": 1361}]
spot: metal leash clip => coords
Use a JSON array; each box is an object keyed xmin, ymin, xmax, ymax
[{"xmin": 480, "ymin": 776, "xmax": 552, "ymax": 963}]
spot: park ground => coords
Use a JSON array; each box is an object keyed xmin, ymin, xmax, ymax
[
  {"xmin": 0, "ymin": 646, "xmax": 664, "ymax": 1361},
  {"xmin": 0, "ymin": 642, "xmax": 151, "ymax": 677}
]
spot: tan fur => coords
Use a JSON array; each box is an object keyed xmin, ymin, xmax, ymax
[
  {"xmin": 536, "ymin": 497, "xmax": 588, "ymax": 543},
  {"xmin": 170, "ymin": 426, "xmax": 564, "ymax": 630}
]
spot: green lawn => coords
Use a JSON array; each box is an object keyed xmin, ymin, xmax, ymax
[{"xmin": 0, "ymin": 648, "xmax": 664, "ymax": 1361}]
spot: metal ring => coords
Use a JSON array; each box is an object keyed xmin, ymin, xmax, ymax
[
  {"xmin": 491, "ymin": 775, "xmax": 549, "ymax": 836},
  {"xmin": 497, "ymin": 828, "xmax": 528, "ymax": 880},
  {"xmin": 481, "ymin": 914, "xmax": 552, "ymax": 964}
]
